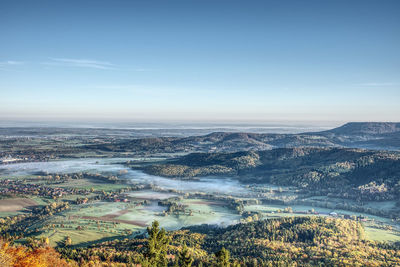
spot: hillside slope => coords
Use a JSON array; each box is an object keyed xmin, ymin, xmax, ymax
[
  {"xmin": 58, "ymin": 217, "xmax": 400, "ymax": 266},
  {"xmin": 140, "ymin": 147, "xmax": 400, "ymax": 201},
  {"xmin": 322, "ymin": 122, "xmax": 400, "ymax": 135}
]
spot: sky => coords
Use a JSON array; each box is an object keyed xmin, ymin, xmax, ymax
[{"xmin": 0, "ymin": 0, "xmax": 399, "ymax": 124}]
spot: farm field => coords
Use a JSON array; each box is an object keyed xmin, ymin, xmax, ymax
[
  {"xmin": 0, "ymin": 198, "xmax": 38, "ymax": 212},
  {"xmin": 0, "ymin": 196, "xmax": 51, "ymax": 217},
  {"xmin": 364, "ymin": 227, "xmax": 400, "ymax": 242},
  {"xmin": 48, "ymin": 178, "xmax": 129, "ymax": 191},
  {"xmin": 36, "ymin": 228, "xmax": 118, "ymax": 247},
  {"xmin": 1, "ymin": 157, "xmax": 400, "ymax": 248}
]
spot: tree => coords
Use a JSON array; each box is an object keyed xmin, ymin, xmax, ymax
[
  {"xmin": 1, "ymin": 239, "xmax": 69, "ymax": 267},
  {"xmin": 175, "ymin": 244, "xmax": 193, "ymax": 267},
  {"xmin": 216, "ymin": 247, "xmax": 230, "ymax": 267},
  {"xmin": 39, "ymin": 237, "xmax": 50, "ymax": 246},
  {"xmin": 64, "ymin": 236, "xmax": 72, "ymax": 247},
  {"xmin": 0, "ymin": 240, "xmax": 12, "ymax": 267},
  {"xmin": 144, "ymin": 220, "xmax": 170, "ymax": 267}
]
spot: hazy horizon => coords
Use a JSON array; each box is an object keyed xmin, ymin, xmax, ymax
[{"xmin": 0, "ymin": 118, "xmax": 339, "ymax": 131}]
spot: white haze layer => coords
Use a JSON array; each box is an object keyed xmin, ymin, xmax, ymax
[{"xmin": 0, "ymin": 158, "xmax": 249, "ymax": 196}]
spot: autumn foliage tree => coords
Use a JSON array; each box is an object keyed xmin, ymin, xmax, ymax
[{"xmin": 0, "ymin": 239, "xmax": 70, "ymax": 267}]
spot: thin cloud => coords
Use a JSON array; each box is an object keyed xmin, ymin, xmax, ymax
[
  {"xmin": 0, "ymin": 60, "xmax": 25, "ymax": 67},
  {"xmin": 0, "ymin": 60, "xmax": 25, "ymax": 70},
  {"xmin": 44, "ymin": 58, "xmax": 115, "ymax": 70},
  {"xmin": 129, "ymin": 68, "xmax": 155, "ymax": 72},
  {"xmin": 0, "ymin": 60, "xmax": 25, "ymax": 65}
]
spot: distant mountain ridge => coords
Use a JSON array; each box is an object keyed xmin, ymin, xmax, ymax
[
  {"xmin": 86, "ymin": 122, "xmax": 400, "ymax": 153},
  {"xmin": 322, "ymin": 122, "xmax": 400, "ymax": 135},
  {"xmin": 5, "ymin": 122, "xmax": 395, "ymax": 158}
]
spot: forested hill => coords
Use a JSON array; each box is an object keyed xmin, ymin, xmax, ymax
[
  {"xmin": 55, "ymin": 217, "xmax": 400, "ymax": 266},
  {"xmin": 312, "ymin": 122, "xmax": 400, "ymax": 150},
  {"xmin": 140, "ymin": 147, "xmax": 400, "ymax": 201},
  {"xmin": 86, "ymin": 122, "xmax": 400, "ymax": 153},
  {"xmin": 321, "ymin": 122, "xmax": 400, "ymax": 135}
]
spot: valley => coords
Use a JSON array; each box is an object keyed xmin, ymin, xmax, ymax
[{"xmin": 1, "ymin": 122, "xmax": 400, "ymax": 266}]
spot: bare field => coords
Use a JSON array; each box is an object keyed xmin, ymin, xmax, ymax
[{"xmin": 0, "ymin": 198, "xmax": 38, "ymax": 212}]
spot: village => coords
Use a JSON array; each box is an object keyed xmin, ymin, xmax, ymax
[{"xmin": 0, "ymin": 179, "xmax": 89, "ymax": 199}]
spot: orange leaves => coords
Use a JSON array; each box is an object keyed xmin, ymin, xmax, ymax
[{"xmin": 0, "ymin": 240, "xmax": 70, "ymax": 267}]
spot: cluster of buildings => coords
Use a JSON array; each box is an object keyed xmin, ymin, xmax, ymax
[
  {"xmin": 0, "ymin": 179, "xmax": 82, "ymax": 198},
  {"xmin": 0, "ymin": 154, "xmax": 53, "ymax": 165},
  {"xmin": 0, "ymin": 156, "xmax": 24, "ymax": 164}
]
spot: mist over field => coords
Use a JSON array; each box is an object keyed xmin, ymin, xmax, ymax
[{"xmin": 0, "ymin": 158, "xmax": 250, "ymax": 197}]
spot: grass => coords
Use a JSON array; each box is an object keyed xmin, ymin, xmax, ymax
[
  {"xmin": 364, "ymin": 226, "xmax": 400, "ymax": 242},
  {"xmin": 72, "ymin": 202, "xmax": 129, "ymax": 217},
  {"xmin": 30, "ymin": 196, "xmax": 51, "ymax": 205},
  {"xmin": 0, "ymin": 211, "xmax": 24, "ymax": 217},
  {"xmin": 48, "ymin": 178, "xmax": 128, "ymax": 191},
  {"xmin": 37, "ymin": 228, "xmax": 118, "ymax": 247},
  {"xmin": 33, "ymin": 209, "xmax": 143, "ymax": 247},
  {"xmin": 63, "ymin": 198, "xmax": 241, "ymax": 232},
  {"xmin": 59, "ymin": 193, "xmax": 98, "ymax": 201},
  {"xmin": 363, "ymin": 201, "xmax": 397, "ymax": 211},
  {"xmin": 3, "ymin": 165, "xmax": 399, "ymax": 246}
]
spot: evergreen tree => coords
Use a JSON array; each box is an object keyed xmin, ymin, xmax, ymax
[
  {"xmin": 176, "ymin": 244, "xmax": 193, "ymax": 267},
  {"xmin": 144, "ymin": 220, "xmax": 170, "ymax": 267},
  {"xmin": 216, "ymin": 247, "xmax": 230, "ymax": 267}
]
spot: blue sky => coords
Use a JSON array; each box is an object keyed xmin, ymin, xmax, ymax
[{"xmin": 0, "ymin": 0, "xmax": 399, "ymax": 123}]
